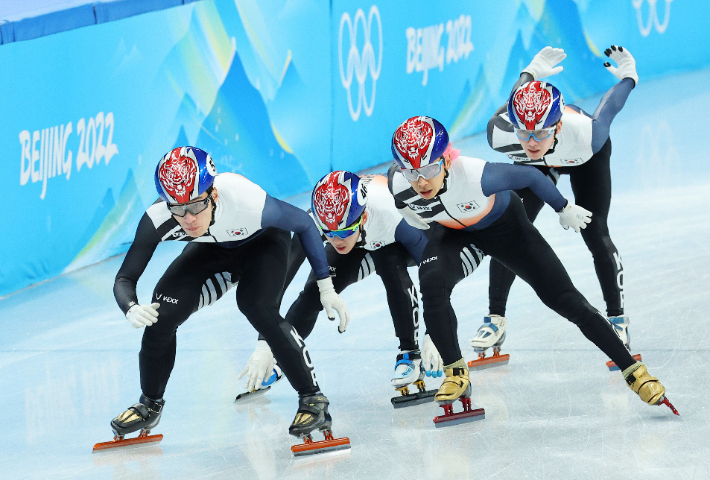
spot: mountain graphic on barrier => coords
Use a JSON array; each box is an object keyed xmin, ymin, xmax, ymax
[
  {"xmin": 451, "ymin": 0, "xmax": 615, "ymax": 140},
  {"xmin": 194, "ymin": 51, "xmax": 310, "ymax": 198},
  {"xmin": 448, "ymin": 64, "xmax": 497, "ymax": 141},
  {"xmin": 63, "ymin": 169, "xmax": 145, "ymax": 274}
]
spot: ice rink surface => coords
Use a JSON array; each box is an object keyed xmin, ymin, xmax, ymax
[{"xmin": 1, "ymin": 69, "xmax": 709, "ymax": 480}]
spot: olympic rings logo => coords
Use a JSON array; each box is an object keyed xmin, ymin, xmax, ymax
[
  {"xmin": 632, "ymin": 0, "xmax": 672, "ymax": 37},
  {"xmin": 338, "ymin": 6, "xmax": 383, "ymax": 122}
]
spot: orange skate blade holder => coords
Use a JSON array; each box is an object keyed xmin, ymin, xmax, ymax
[
  {"xmin": 291, "ymin": 430, "xmax": 351, "ymax": 456},
  {"xmin": 433, "ymin": 397, "xmax": 485, "ymax": 427},
  {"xmin": 467, "ymin": 347, "xmax": 510, "ymax": 371},
  {"xmin": 93, "ymin": 431, "xmax": 163, "ymax": 453},
  {"xmin": 606, "ymin": 353, "xmax": 642, "ymax": 371}
]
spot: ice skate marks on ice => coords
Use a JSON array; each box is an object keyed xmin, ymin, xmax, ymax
[{"xmin": 391, "ymin": 380, "xmax": 437, "ymax": 408}]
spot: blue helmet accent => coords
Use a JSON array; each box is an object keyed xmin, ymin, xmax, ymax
[
  {"xmin": 391, "ymin": 116, "xmax": 449, "ymax": 169},
  {"xmin": 155, "ymin": 146, "xmax": 217, "ymax": 204},
  {"xmin": 311, "ymin": 171, "xmax": 367, "ymax": 231},
  {"xmin": 507, "ymin": 81, "xmax": 565, "ymax": 130}
]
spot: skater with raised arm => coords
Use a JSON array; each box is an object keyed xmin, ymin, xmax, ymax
[
  {"xmin": 94, "ymin": 146, "xmax": 351, "ymax": 455},
  {"xmin": 387, "ymin": 116, "xmax": 677, "ymax": 425},
  {"xmin": 237, "ymin": 171, "xmax": 445, "ymax": 408},
  {"xmin": 478, "ymin": 45, "xmax": 640, "ymax": 370}
]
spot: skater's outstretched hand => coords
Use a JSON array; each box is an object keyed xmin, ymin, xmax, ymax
[
  {"xmin": 239, "ymin": 340, "xmax": 275, "ymax": 392},
  {"xmin": 317, "ymin": 277, "xmax": 351, "ymax": 333},
  {"xmin": 126, "ymin": 302, "xmax": 160, "ymax": 328},
  {"xmin": 557, "ymin": 202, "xmax": 592, "ymax": 233},
  {"xmin": 604, "ymin": 45, "xmax": 638, "ymax": 86},
  {"xmin": 523, "ymin": 46, "xmax": 566, "ymax": 80},
  {"xmin": 421, "ymin": 334, "xmax": 443, "ymax": 377},
  {"xmin": 398, "ymin": 206, "xmax": 430, "ymax": 230}
]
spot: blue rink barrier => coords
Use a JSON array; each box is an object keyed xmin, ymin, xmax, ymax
[{"xmin": 0, "ymin": 0, "xmax": 707, "ymax": 297}]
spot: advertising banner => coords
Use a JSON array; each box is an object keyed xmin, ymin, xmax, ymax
[{"xmin": 0, "ymin": 0, "xmax": 705, "ymax": 296}]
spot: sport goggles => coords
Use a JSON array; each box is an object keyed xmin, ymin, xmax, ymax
[
  {"xmin": 167, "ymin": 195, "xmax": 213, "ymax": 217},
  {"xmin": 514, "ymin": 127, "xmax": 556, "ymax": 142},
  {"xmin": 401, "ymin": 158, "xmax": 444, "ymax": 182},
  {"xmin": 322, "ymin": 216, "xmax": 363, "ymax": 240}
]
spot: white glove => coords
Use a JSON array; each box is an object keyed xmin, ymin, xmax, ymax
[
  {"xmin": 420, "ymin": 334, "xmax": 443, "ymax": 377},
  {"xmin": 558, "ymin": 202, "xmax": 592, "ymax": 233},
  {"xmin": 604, "ymin": 45, "xmax": 638, "ymax": 86},
  {"xmin": 238, "ymin": 340, "xmax": 275, "ymax": 392},
  {"xmin": 126, "ymin": 303, "xmax": 160, "ymax": 329},
  {"xmin": 522, "ymin": 46, "xmax": 566, "ymax": 80},
  {"xmin": 317, "ymin": 277, "xmax": 351, "ymax": 333},
  {"xmin": 399, "ymin": 206, "xmax": 431, "ymax": 230}
]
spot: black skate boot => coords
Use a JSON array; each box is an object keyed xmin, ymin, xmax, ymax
[
  {"xmin": 94, "ymin": 395, "xmax": 165, "ymax": 452},
  {"xmin": 289, "ymin": 393, "xmax": 350, "ymax": 456},
  {"xmin": 289, "ymin": 393, "xmax": 331, "ymax": 438},
  {"xmin": 111, "ymin": 394, "xmax": 165, "ymax": 437}
]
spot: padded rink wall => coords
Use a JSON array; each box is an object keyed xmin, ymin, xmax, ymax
[{"xmin": 0, "ymin": 0, "xmax": 705, "ymax": 297}]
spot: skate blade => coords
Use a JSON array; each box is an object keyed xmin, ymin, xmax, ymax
[
  {"xmin": 657, "ymin": 396, "xmax": 679, "ymax": 416},
  {"xmin": 433, "ymin": 408, "xmax": 485, "ymax": 427},
  {"xmin": 467, "ymin": 354, "xmax": 510, "ymax": 371},
  {"xmin": 234, "ymin": 386, "xmax": 271, "ymax": 402},
  {"xmin": 391, "ymin": 389, "xmax": 437, "ymax": 408},
  {"xmin": 92, "ymin": 434, "xmax": 163, "ymax": 453},
  {"xmin": 606, "ymin": 354, "xmax": 642, "ymax": 371},
  {"xmin": 291, "ymin": 437, "xmax": 351, "ymax": 456}
]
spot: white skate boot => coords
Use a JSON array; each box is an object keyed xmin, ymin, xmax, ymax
[
  {"xmin": 606, "ymin": 316, "xmax": 642, "ymax": 371},
  {"xmin": 390, "ymin": 351, "xmax": 436, "ymax": 408},
  {"xmin": 391, "ymin": 351, "xmax": 423, "ymax": 388},
  {"xmin": 608, "ymin": 316, "xmax": 630, "ymax": 350},
  {"xmin": 468, "ymin": 315, "xmax": 509, "ymax": 370},
  {"xmin": 235, "ymin": 340, "xmax": 283, "ymax": 402}
]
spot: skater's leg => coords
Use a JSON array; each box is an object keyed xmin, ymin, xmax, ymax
[
  {"xmin": 285, "ymin": 244, "xmax": 366, "ymax": 339},
  {"xmin": 279, "ymin": 233, "xmax": 308, "ymax": 308},
  {"xmin": 480, "ymin": 194, "xmax": 635, "ymax": 371},
  {"xmin": 419, "ymin": 228, "xmax": 478, "ymax": 365},
  {"xmin": 371, "ymin": 244, "xmax": 420, "ymax": 351},
  {"xmin": 236, "ymin": 229, "xmax": 322, "ymax": 396},
  {"xmin": 140, "ymin": 243, "xmax": 228, "ymax": 400},
  {"xmin": 568, "ymin": 139, "xmax": 624, "ymax": 317},
  {"xmin": 489, "ymin": 184, "xmax": 549, "ymax": 316}
]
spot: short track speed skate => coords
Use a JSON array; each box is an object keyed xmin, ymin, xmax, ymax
[
  {"xmin": 433, "ymin": 365, "xmax": 485, "ymax": 427},
  {"xmin": 468, "ymin": 315, "xmax": 510, "ymax": 370},
  {"xmin": 390, "ymin": 351, "xmax": 437, "ymax": 408},
  {"xmin": 605, "ymin": 316, "xmax": 643, "ymax": 370},
  {"xmin": 289, "ymin": 393, "xmax": 351, "ymax": 456},
  {"xmin": 623, "ymin": 362, "xmax": 679, "ymax": 415},
  {"xmin": 93, "ymin": 395, "xmax": 165, "ymax": 453},
  {"xmin": 234, "ymin": 366, "xmax": 283, "ymax": 402}
]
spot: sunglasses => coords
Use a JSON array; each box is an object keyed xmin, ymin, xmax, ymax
[
  {"xmin": 322, "ymin": 216, "xmax": 363, "ymax": 239},
  {"xmin": 514, "ymin": 127, "xmax": 556, "ymax": 142},
  {"xmin": 401, "ymin": 158, "xmax": 444, "ymax": 182},
  {"xmin": 167, "ymin": 194, "xmax": 213, "ymax": 217}
]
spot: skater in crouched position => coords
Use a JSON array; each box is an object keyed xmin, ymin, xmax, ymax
[
  {"xmin": 478, "ymin": 45, "xmax": 640, "ymax": 363},
  {"xmin": 388, "ymin": 116, "xmax": 675, "ymax": 417},
  {"xmin": 109, "ymin": 146, "xmax": 351, "ymax": 446},
  {"xmin": 238, "ymin": 171, "xmax": 445, "ymax": 404}
]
